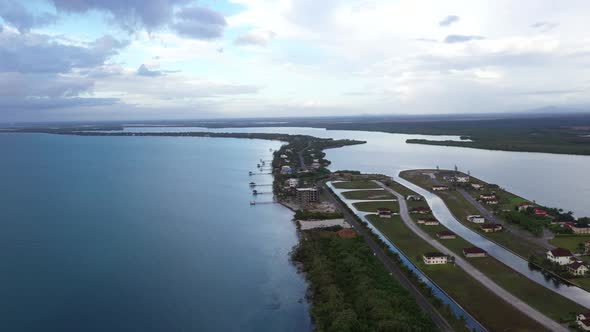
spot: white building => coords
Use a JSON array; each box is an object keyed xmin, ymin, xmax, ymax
[
  {"xmin": 422, "ymin": 252, "xmax": 448, "ymax": 265},
  {"xmin": 546, "ymin": 248, "xmax": 574, "ymax": 265},
  {"xmin": 471, "ymin": 183, "xmax": 484, "ymax": 190},
  {"xmin": 577, "ymin": 313, "xmax": 590, "ymax": 331},
  {"xmin": 280, "ymin": 166, "xmax": 292, "ymax": 175},
  {"xmin": 568, "ymin": 262, "xmax": 589, "ymax": 276},
  {"xmin": 286, "ymin": 178, "xmax": 299, "ymax": 188},
  {"xmin": 467, "ymin": 215, "xmax": 485, "ymax": 224},
  {"xmin": 456, "ymin": 176, "xmax": 470, "ymax": 183}
]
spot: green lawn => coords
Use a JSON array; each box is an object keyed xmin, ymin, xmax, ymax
[
  {"xmin": 550, "ymin": 236, "xmax": 590, "ymax": 252},
  {"xmin": 367, "ymin": 215, "xmax": 549, "ymax": 331},
  {"xmin": 341, "ymin": 189, "xmax": 394, "ymax": 200},
  {"xmin": 353, "ymin": 201, "xmax": 398, "ymax": 212},
  {"xmin": 332, "ymin": 180, "xmax": 380, "ymax": 189},
  {"xmin": 386, "ymin": 181, "xmax": 416, "ymax": 197}
]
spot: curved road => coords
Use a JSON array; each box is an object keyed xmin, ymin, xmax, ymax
[{"xmin": 375, "ymin": 181, "xmax": 567, "ymax": 332}]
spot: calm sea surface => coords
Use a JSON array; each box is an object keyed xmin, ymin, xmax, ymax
[{"xmin": 0, "ymin": 133, "xmax": 310, "ymax": 332}]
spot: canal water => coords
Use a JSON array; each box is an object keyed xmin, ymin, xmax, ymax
[{"xmin": 0, "ymin": 133, "xmax": 310, "ymax": 332}]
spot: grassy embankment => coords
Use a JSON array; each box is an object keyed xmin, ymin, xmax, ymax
[
  {"xmin": 292, "ymin": 228, "xmax": 436, "ymax": 332},
  {"xmin": 395, "ymin": 173, "xmax": 590, "ymax": 314}
]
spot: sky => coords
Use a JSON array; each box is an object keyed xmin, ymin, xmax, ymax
[{"xmin": 1, "ymin": 0, "xmax": 590, "ymax": 122}]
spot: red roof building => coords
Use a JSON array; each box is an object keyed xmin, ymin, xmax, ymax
[
  {"xmin": 463, "ymin": 247, "xmax": 487, "ymax": 258},
  {"xmin": 534, "ymin": 208, "xmax": 548, "ymax": 216}
]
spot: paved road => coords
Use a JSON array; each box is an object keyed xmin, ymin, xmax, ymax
[
  {"xmin": 456, "ymin": 188, "xmax": 556, "ymax": 250},
  {"xmin": 321, "ymin": 183, "xmax": 454, "ymax": 332},
  {"xmin": 375, "ymin": 181, "xmax": 567, "ymax": 332},
  {"xmin": 297, "ymin": 142, "xmax": 312, "ymax": 171}
]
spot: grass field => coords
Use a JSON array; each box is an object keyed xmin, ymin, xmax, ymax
[
  {"xmin": 332, "ymin": 180, "xmax": 380, "ymax": 189},
  {"xmin": 341, "ymin": 189, "xmax": 394, "ymax": 200},
  {"xmin": 353, "ymin": 201, "xmax": 398, "ymax": 212},
  {"xmin": 367, "ymin": 215, "xmax": 549, "ymax": 331},
  {"xmin": 549, "ymin": 236, "xmax": 590, "ymax": 252}
]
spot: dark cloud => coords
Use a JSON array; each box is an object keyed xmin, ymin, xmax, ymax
[
  {"xmin": 0, "ymin": 72, "xmax": 118, "ymax": 111},
  {"xmin": 50, "ymin": 0, "xmax": 190, "ymax": 30},
  {"xmin": 234, "ymin": 31, "xmax": 275, "ymax": 46},
  {"xmin": 439, "ymin": 15, "xmax": 460, "ymax": 27},
  {"xmin": 0, "ymin": 30, "xmax": 128, "ymax": 74},
  {"xmin": 137, "ymin": 64, "xmax": 162, "ymax": 77},
  {"xmin": 172, "ymin": 6, "xmax": 226, "ymax": 39},
  {"xmin": 444, "ymin": 35, "xmax": 484, "ymax": 43},
  {"xmin": 0, "ymin": 0, "xmax": 57, "ymax": 32}
]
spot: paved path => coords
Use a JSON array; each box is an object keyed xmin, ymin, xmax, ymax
[
  {"xmin": 456, "ymin": 188, "xmax": 555, "ymax": 250},
  {"xmin": 321, "ymin": 182, "xmax": 454, "ymax": 332},
  {"xmin": 375, "ymin": 181, "xmax": 567, "ymax": 332}
]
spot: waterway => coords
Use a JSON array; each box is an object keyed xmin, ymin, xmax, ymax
[{"xmin": 0, "ymin": 133, "xmax": 310, "ymax": 332}]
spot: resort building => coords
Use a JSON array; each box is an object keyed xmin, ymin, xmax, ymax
[
  {"xmin": 471, "ymin": 183, "xmax": 484, "ymax": 190},
  {"xmin": 568, "ymin": 262, "xmax": 589, "ymax": 276},
  {"xmin": 286, "ymin": 178, "xmax": 299, "ymax": 188},
  {"xmin": 546, "ymin": 248, "xmax": 574, "ymax": 265},
  {"xmin": 406, "ymin": 195, "xmax": 422, "ymax": 201},
  {"xmin": 518, "ymin": 202, "xmax": 535, "ymax": 212},
  {"xmin": 456, "ymin": 176, "xmax": 470, "ymax": 183},
  {"xmin": 436, "ymin": 231, "xmax": 456, "ymax": 240},
  {"xmin": 463, "ymin": 247, "xmax": 487, "ymax": 258},
  {"xmin": 480, "ymin": 193, "xmax": 497, "ymax": 200},
  {"xmin": 467, "ymin": 215, "xmax": 486, "ymax": 224},
  {"xmin": 410, "ymin": 207, "xmax": 431, "ymax": 215},
  {"xmin": 377, "ymin": 208, "xmax": 393, "ymax": 219},
  {"xmin": 280, "ymin": 165, "xmax": 293, "ymax": 175},
  {"xmin": 417, "ymin": 217, "xmax": 440, "ymax": 226},
  {"xmin": 432, "ymin": 185, "xmax": 449, "ymax": 191},
  {"xmin": 572, "ymin": 223, "xmax": 590, "ymax": 234},
  {"xmin": 423, "ymin": 252, "xmax": 448, "ymax": 265},
  {"xmin": 577, "ymin": 313, "xmax": 590, "ymax": 331},
  {"xmin": 480, "ymin": 223, "xmax": 504, "ymax": 233},
  {"xmin": 296, "ymin": 188, "xmax": 319, "ymax": 206},
  {"xmin": 534, "ymin": 208, "xmax": 549, "ymax": 216}
]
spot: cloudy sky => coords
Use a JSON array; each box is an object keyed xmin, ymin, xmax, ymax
[{"xmin": 1, "ymin": 0, "xmax": 590, "ymax": 122}]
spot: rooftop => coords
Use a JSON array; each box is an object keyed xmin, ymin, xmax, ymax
[
  {"xmin": 463, "ymin": 247, "xmax": 487, "ymax": 255},
  {"xmin": 550, "ymin": 248, "xmax": 573, "ymax": 257}
]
